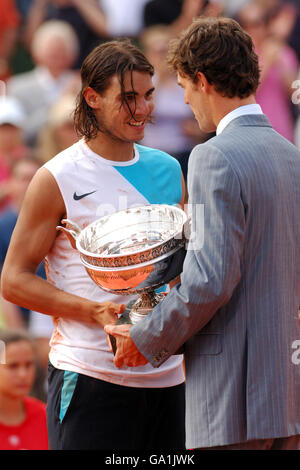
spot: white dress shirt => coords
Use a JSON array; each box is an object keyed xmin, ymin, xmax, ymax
[{"xmin": 216, "ymin": 104, "xmax": 263, "ymax": 135}]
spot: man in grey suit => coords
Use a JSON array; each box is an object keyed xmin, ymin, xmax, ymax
[{"xmin": 105, "ymin": 17, "xmax": 300, "ymax": 449}]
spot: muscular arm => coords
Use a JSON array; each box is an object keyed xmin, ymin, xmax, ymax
[{"xmin": 1, "ymin": 168, "xmax": 123, "ymax": 326}]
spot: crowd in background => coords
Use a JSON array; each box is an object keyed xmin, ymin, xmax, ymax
[{"xmin": 0, "ymin": 0, "xmax": 299, "ymax": 450}]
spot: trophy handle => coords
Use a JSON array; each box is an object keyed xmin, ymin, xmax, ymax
[{"xmin": 56, "ymin": 219, "xmax": 81, "ymax": 250}]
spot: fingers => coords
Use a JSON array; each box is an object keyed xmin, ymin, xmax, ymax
[
  {"xmin": 119, "ymin": 304, "xmax": 126, "ymax": 314},
  {"xmin": 104, "ymin": 323, "xmax": 131, "ymax": 337},
  {"xmin": 114, "ymin": 351, "xmax": 148, "ymax": 368},
  {"xmin": 106, "ymin": 334, "xmax": 113, "ymax": 352},
  {"xmin": 108, "ymin": 302, "xmax": 125, "ymax": 314},
  {"xmin": 104, "ymin": 324, "xmax": 148, "ymax": 368},
  {"xmin": 104, "ymin": 323, "xmax": 115, "ymax": 336},
  {"xmin": 114, "ymin": 350, "xmax": 124, "ymax": 368},
  {"xmin": 92, "ymin": 302, "xmax": 126, "ymax": 328}
]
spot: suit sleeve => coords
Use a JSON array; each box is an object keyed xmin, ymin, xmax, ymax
[{"xmin": 130, "ymin": 143, "xmax": 246, "ymax": 366}]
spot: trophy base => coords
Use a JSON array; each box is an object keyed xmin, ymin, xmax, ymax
[{"xmin": 109, "ymin": 293, "xmax": 184, "ymax": 356}]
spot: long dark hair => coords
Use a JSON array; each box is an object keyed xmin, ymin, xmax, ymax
[{"xmin": 74, "ymin": 39, "xmax": 154, "ymax": 141}]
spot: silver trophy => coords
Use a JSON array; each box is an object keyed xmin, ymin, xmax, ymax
[{"xmin": 56, "ymin": 204, "xmax": 188, "ymax": 350}]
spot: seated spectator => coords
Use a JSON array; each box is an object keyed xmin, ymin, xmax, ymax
[
  {"xmin": 0, "ymin": 154, "xmax": 51, "ymax": 398},
  {"xmin": 0, "ymin": 96, "xmax": 29, "ymax": 213},
  {"xmin": 238, "ymin": 0, "xmax": 299, "ymax": 143},
  {"xmin": 36, "ymin": 93, "xmax": 78, "ymax": 163},
  {"xmin": 0, "ymin": 155, "xmax": 44, "ymax": 329},
  {"xmin": 0, "ymin": 328, "xmax": 48, "ymax": 449},
  {"xmin": 7, "ymin": 19, "xmax": 80, "ymax": 146}
]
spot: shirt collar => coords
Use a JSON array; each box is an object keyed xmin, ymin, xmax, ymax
[{"xmin": 216, "ymin": 104, "xmax": 263, "ymax": 135}]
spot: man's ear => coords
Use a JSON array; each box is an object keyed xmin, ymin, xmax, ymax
[
  {"xmin": 83, "ymin": 87, "xmax": 102, "ymax": 110},
  {"xmin": 195, "ymin": 72, "xmax": 211, "ymax": 93}
]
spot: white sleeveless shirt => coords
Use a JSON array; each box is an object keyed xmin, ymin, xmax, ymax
[{"xmin": 43, "ymin": 139, "xmax": 185, "ymax": 387}]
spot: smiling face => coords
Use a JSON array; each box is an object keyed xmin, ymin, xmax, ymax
[{"xmin": 86, "ymin": 70, "xmax": 155, "ymax": 145}]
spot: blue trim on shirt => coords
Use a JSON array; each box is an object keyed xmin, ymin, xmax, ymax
[{"xmin": 113, "ymin": 144, "xmax": 182, "ymax": 205}]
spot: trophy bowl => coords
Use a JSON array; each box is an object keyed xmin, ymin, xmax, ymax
[{"xmin": 56, "ymin": 204, "xmax": 188, "ymax": 325}]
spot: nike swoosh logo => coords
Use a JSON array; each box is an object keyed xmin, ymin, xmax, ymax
[{"xmin": 73, "ymin": 190, "xmax": 97, "ymax": 201}]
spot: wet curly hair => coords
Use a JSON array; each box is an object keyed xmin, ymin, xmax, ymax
[{"xmin": 74, "ymin": 39, "xmax": 154, "ymax": 141}]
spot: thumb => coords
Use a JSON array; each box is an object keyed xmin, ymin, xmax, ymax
[{"xmin": 119, "ymin": 304, "xmax": 126, "ymax": 314}]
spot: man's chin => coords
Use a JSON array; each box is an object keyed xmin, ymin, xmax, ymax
[{"xmin": 198, "ymin": 121, "xmax": 216, "ymax": 134}]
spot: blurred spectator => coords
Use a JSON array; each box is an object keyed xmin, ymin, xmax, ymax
[
  {"xmin": 266, "ymin": 0, "xmax": 296, "ymax": 40},
  {"xmin": 99, "ymin": 0, "xmax": 149, "ymax": 38},
  {"xmin": 238, "ymin": 0, "xmax": 299, "ymax": 143},
  {"xmin": 0, "ymin": 96, "xmax": 29, "ymax": 212},
  {"xmin": 0, "ymin": 328, "xmax": 48, "ymax": 449},
  {"xmin": 0, "ymin": 0, "xmax": 21, "ymax": 81},
  {"xmin": 263, "ymin": 0, "xmax": 300, "ymax": 63},
  {"xmin": 36, "ymin": 93, "xmax": 78, "ymax": 163},
  {"xmin": 10, "ymin": 1, "xmax": 38, "ymax": 77},
  {"xmin": 15, "ymin": 0, "xmax": 34, "ymax": 18},
  {"xmin": 140, "ymin": 25, "xmax": 204, "ymax": 181},
  {"xmin": 7, "ymin": 19, "xmax": 80, "ymax": 146},
  {"xmin": 144, "ymin": 0, "xmax": 182, "ymax": 27},
  {"xmin": 0, "ymin": 154, "xmax": 49, "ymax": 401},
  {"xmin": 24, "ymin": 0, "xmax": 109, "ymax": 69},
  {"xmin": 143, "ymin": 0, "xmax": 223, "ymax": 34},
  {"xmin": 221, "ymin": 0, "xmax": 250, "ymax": 16},
  {"xmin": 0, "ymin": 155, "xmax": 45, "ymax": 330},
  {"xmin": 286, "ymin": 4, "xmax": 300, "ymax": 63}
]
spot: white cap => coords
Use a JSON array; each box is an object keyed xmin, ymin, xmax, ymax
[{"xmin": 0, "ymin": 97, "xmax": 25, "ymax": 127}]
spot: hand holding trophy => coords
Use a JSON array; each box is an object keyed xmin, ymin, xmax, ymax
[{"xmin": 56, "ymin": 204, "xmax": 188, "ymax": 354}]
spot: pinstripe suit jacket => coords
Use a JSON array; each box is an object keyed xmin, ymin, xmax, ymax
[{"xmin": 131, "ymin": 114, "xmax": 300, "ymax": 448}]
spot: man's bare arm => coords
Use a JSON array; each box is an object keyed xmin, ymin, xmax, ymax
[{"xmin": 1, "ymin": 168, "xmax": 124, "ymax": 326}]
